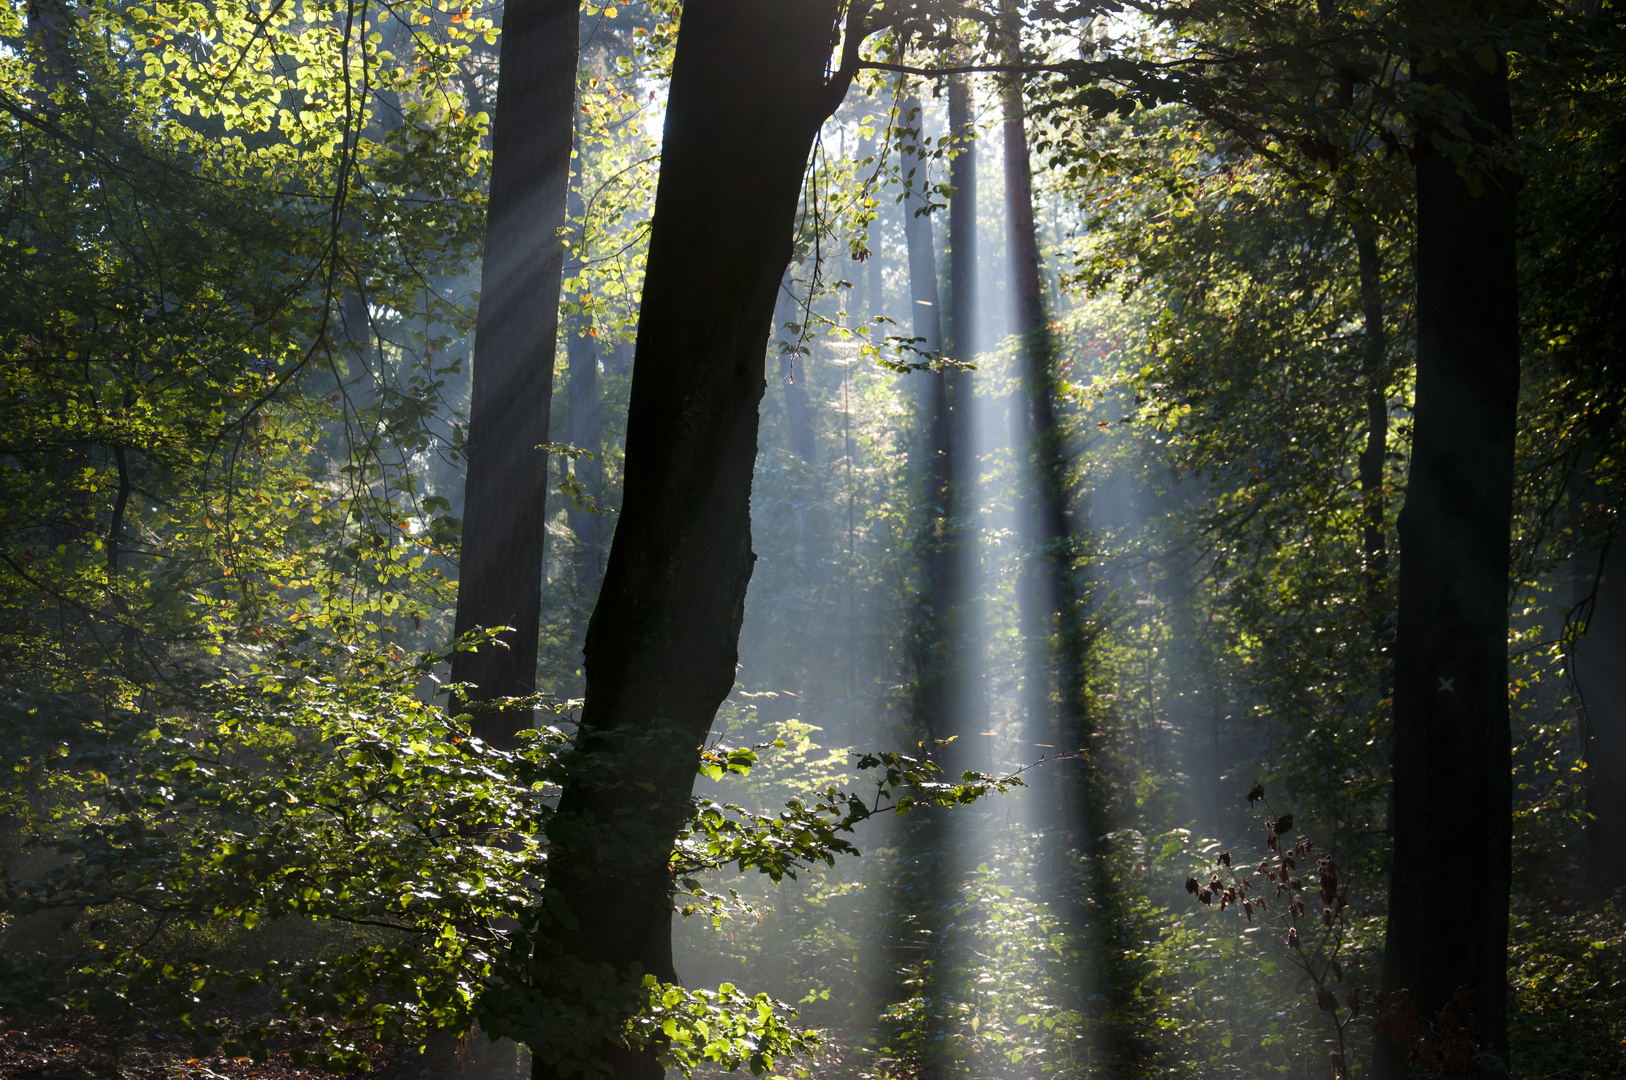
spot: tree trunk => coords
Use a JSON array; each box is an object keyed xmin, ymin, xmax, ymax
[
  {"xmin": 859, "ymin": 131, "xmax": 886, "ymax": 322},
  {"xmin": 901, "ymin": 91, "xmax": 944, "ymax": 366},
  {"xmin": 533, "ymin": 4, "xmax": 861, "ymax": 1078},
  {"xmin": 947, "ymin": 74, "xmax": 977, "ymax": 367},
  {"xmin": 941, "ymin": 69, "xmax": 981, "ymax": 755},
  {"xmin": 1355, "ymin": 221, "xmax": 1389, "ymax": 607},
  {"xmin": 449, "ymin": 0, "xmax": 577, "ymax": 749},
  {"xmin": 566, "ymin": 168, "xmax": 605, "ymax": 619},
  {"xmin": 900, "ymin": 88, "xmax": 951, "ymax": 635},
  {"xmin": 773, "ymin": 271, "xmax": 818, "ymax": 461},
  {"xmin": 1376, "ymin": 14, "xmax": 1518, "ymax": 1075},
  {"xmin": 1000, "ymin": 2, "xmax": 1144, "ymax": 1070},
  {"xmin": 1576, "ymin": 540, "xmax": 1626, "ymax": 894}
]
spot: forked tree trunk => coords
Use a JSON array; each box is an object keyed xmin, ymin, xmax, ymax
[
  {"xmin": 534, "ymin": 4, "xmax": 862, "ymax": 1079},
  {"xmin": 1376, "ymin": 11, "xmax": 1518, "ymax": 1076},
  {"xmin": 449, "ymin": 0, "xmax": 577, "ymax": 748}
]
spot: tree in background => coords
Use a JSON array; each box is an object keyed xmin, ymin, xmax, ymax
[{"xmin": 449, "ymin": 0, "xmax": 579, "ymax": 749}]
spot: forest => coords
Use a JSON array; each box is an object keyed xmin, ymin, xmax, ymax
[{"xmin": 0, "ymin": 0, "xmax": 1622, "ymax": 1078}]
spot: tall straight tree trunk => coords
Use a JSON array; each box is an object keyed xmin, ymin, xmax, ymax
[
  {"xmin": 1575, "ymin": 539, "xmax": 1626, "ymax": 893},
  {"xmin": 999, "ymin": 3, "xmax": 1143, "ymax": 1072},
  {"xmin": 901, "ymin": 91, "xmax": 945, "ymax": 365},
  {"xmin": 895, "ymin": 84, "xmax": 962, "ymax": 1080},
  {"xmin": 533, "ymin": 4, "xmax": 864, "ymax": 1079},
  {"xmin": 900, "ymin": 87, "xmax": 949, "ymax": 611},
  {"xmin": 947, "ymin": 74, "xmax": 977, "ymax": 366},
  {"xmin": 566, "ymin": 166, "xmax": 605, "ymax": 620},
  {"xmin": 942, "ymin": 69, "xmax": 980, "ymax": 751},
  {"xmin": 999, "ymin": 0, "xmax": 1063, "ymax": 792},
  {"xmin": 1376, "ymin": 10, "xmax": 1518, "ymax": 1075},
  {"xmin": 449, "ymin": 0, "xmax": 577, "ymax": 749},
  {"xmin": 773, "ymin": 270, "xmax": 818, "ymax": 461},
  {"xmin": 858, "ymin": 131, "xmax": 885, "ymax": 322},
  {"xmin": 1355, "ymin": 221, "xmax": 1389, "ymax": 611}
]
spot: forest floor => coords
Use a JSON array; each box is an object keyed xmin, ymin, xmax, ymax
[
  {"xmin": 0, "ymin": 1019, "xmax": 532, "ymax": 1080},
  {"xmin": 0, "ymin": 1022, "xmax": 360, "ymax": 1080}
]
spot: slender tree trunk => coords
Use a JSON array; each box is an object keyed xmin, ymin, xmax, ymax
[
  {"xmin": 999, "ymin": 0, "xmax": 1062, "ymax": 787},
  {"xmin": 1376, "ymin": 11, "xmax": 1518, "ymax": 1075},
  {"xmin": 566, "ymin": 167, "xmax": 605, "ymax": 619},
  {"xmin": 943, "ymin": 69, "xmax": 981, "ymax": 751},
  {"xmin": 1000, "ymin": 3, "xmax": 1143, "ymax": 1071},
  {"xmin": 449, "ymin": 0, "xmax": 577, "ymax": 749},
  {"xmin": 901, "ymin": 88, "xmax": 949, "ymax": 611},
  {"xmin": 859, "ymin": 131, "xmax": 886, "ymax": 322},
  {"xmin": 773, "ymin": 270, "xmax": 818, "ymax": 461},
  {"xmin": 1355, "ymin": 221, "xmax": 1389, "ymax": 607},
  {"xmin": 947, "ymin": 74, "xmax": 977, "ymax": 367},
  {"xmin": 901, "ymin": 90, "xmax": 945, "ymax": 362},
  {"xmin": 1575, "ymin": 538, "xmax": 1626, "ymax": 894},
  {"xmin": 533, "ymin": 5, "xmax": 862, "ymax": 1079},
  {"xmin": 868, "ymin": 200, "xmax": 887, "ymax": 322}
]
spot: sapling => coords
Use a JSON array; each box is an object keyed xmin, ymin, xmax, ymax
[
  {"xmin": 1185, "ymin": 784, "xmax": 1363, "ymax": 1080},
  {"xmin": 1186, "ymin": 785, "xmax": 1492, "ymax": 1078}
]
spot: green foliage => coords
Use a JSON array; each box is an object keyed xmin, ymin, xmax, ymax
[{"xmin": 1508, "ymin": 898, "xmax": 1626, "ymax": 1080}]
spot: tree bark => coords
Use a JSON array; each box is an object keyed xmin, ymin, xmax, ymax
[
  {"xmin": 533, "ymin": 4, "xmax": 862, "ymax": 1078},
  {"xmin": 449, "ymin": 0, "xmax": 577, "ymax": 749},
  {"xmin": 1376, "ymin": 12, "xmax": 1518, "ymax": 1075}
]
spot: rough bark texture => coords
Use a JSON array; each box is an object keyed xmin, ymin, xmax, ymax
[
  {"xmin": 534, "ymin": 4, "xmax": 859, "ymax": 1078},
  {"xmin": 449, "ymin": 0, "xmax": 577, "ymax": 749},
  {"xmin": 1376, "ymin": 19, "xmax": 1518, "ymax": 1077}
]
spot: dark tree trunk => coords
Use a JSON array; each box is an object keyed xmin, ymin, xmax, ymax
[
  {"xmin": 999, "ymin": 1, "xmax": 1062, "ymax": 782},
  {"xmin": 1355, "ymin": 222, "xmax": 1389, "ymax": 604},
  {"xmin": 566, "ymin": 171, "xmax": 605, "ymax": 617},
  {"xmin": 900, "ymin": 88, "xmax": 949, "ymax": 614},
  {"xmin": 1000, "ymin": 3, "xmax": 1144, "ymax": 1070},
  {"xmin": 533, "ymin": 4, "xmax": 861, "ymax": 1079},
  {"xmin": 1376, "ymin": 16, "xmax": 1518, "ymax": 1076},
  {"xmin": 1576, "ymin": 540, "xmax": 1626, "ymax": 894},
  {"xmin": 449, "ymin": 0, "xmax": 577, "ymax": 749}
]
